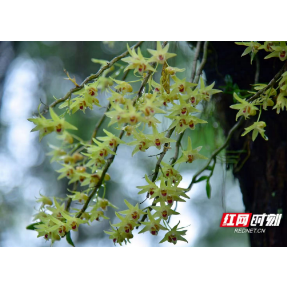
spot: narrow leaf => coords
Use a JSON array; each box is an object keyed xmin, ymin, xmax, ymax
[
  {"xmin": 66, "ymin": 231, "xmax": 75, "ymax": 247},
  {"xmin": 206, "ymin": 180, "xmax": 211, "ymax": 199},
  {"xmin": 26, "ymin": 222, "xmax": 43, "ymax": 230}
]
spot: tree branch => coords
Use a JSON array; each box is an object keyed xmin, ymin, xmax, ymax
[
  {"xmin": 75, "ymin": 53, "xmax": 156, "ymax": 219},
  {"xmin": 39, "ymin": 41, "xmax": 143, "ymax": 115},
  {"xmin": 185, "ymin": 116, "xmax": 244, "ymax": 192},
  {"xmin": 190, "ymin": 41, "xmax": 202, "ymax": 83},
  {"xmin": 249, "ymin": 61, "xmax": 287, "ymax": 103}
]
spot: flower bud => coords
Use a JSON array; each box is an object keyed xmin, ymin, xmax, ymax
[{"xmin": 104, "ymin": 173, "xmax": 111, "ymax": 181}]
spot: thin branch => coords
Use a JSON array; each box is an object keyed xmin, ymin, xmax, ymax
[
  {"xmin": 249, "ymin": 61, "xmax": 287, "ymax": 103},
  {"xmin": 138, "ymin": 41, "xmax": 208, "ymax": 226},
  {"xmin": 151, "ymin": 127, "xmax": 175, "ymax": 182},
  {"xmin": 75, "ymin": 55, "xmax": 156, "ymax": 219},
  {"xmin": 190, "ymin": 41, "xmax": 202, "ymax": 83},
  {"xmin": 90, "ymin": 103, "xmax": 111, "ymax": 143},
  {"xmin": 185, "ymin": 116, "xmax": 244, "ymax": 192},
  {"xmin": 133, "ymin": 41, "xmax": 168, "ymax": 104},
  {"xmin": 169, "ymin": 42, "xmax": 207, "ymax": 166},
  {"xmin": 90, "ymin": 68, "xmax": 132, "ymax": 143},
  {"xmin": 185, "ymin": 59, "xmax": 287, "ymax": 194},
  {"xmin": 194, "ymin": 41, "xmax": 209, "ymax": 84},
  {"xmin": 65, "ymin": 181, "xmax": 78, "ymax": 212},
  {"xmin": 76, "ymin": 129, "xmax": 125, "ymax": 218},
  {"xmin": 39, "ymin": 41, "xmax": 143, "ymax": 115},
  {"xmin": 170, "ymin": 132, "xmax": 184, "ymax": 166}
]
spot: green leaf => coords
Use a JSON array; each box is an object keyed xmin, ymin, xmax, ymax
[
  {"xmin": 26, "ymin": 222, "xmax": 43, "ymax": 230},
  {"xmin": 66, "ymin": 231, "xmax": 75, "ymax": 247},
  {"xmin": 205, "ymin": 166, "xmax": 214, "ymax": 171},
  {"xmin": 206, "ymin": 180, "xmax": 211, "ymax": 199},
  {"xmin": 194, "ymin": 176, "xmax": 209, "ymax": 183}
]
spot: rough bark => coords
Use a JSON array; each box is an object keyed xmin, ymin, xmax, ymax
[{"xmin": 203, "ymin": 41, "xmax": 287, "ymax": 247}]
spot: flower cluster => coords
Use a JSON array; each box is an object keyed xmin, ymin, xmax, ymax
[
  {"xmin": 233, "ymin": 41, "xmax": 287, "ymax": 142},
  {"xmin": 105, "ymin": 200, "xmax": 145, "ymax": 245},
  {"xmin": 27, "ymin": 41, "xmax": 219, "ymax": 246},
  {"xmin": 236, "ymin": 41, "xmax": 287, "ymax": 63},
  {"xmin": 32, "ymin": 194, "xmax": 117, "ymax": 245},
  {"xmin": 102, "ymin": 42, "xmax": 217, "ymax": 245}
]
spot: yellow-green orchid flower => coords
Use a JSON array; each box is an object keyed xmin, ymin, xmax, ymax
[
  {"xmin": 97, "ymin": 129, "xmax": 125, "ymax": 148},
  {"xmin": 122, "ymin": 44, "xmax": 155, "ymax": 75},
  {"xmin": 241, "ymin": 121, "xmax": 268, "ymax": 141},
  {"xmin": 165, "ymin": 66, "xmax": 185, "ymax": 76},
  {"xmin": 139, "ymin": 209, "xmax": 167, "ymax": 236},
  {"xmin": 175, "ymin": 137, "xmax": 208, "ymax": 165},
  {"xmin": 127, "ymin": 131, "xmax": 153, "ymax": 156},
  {"xmin": 151, "ymin": 199, "xmax": 180, "ymax": 221},
  {"xmin": 146, "ymin": 126, "xmax": 176, "ymax": 150},
  {"xmin": 235, "ymin": 41, "xmax": 261, "ymax": 64},
  {"xmin": 147, "ymin": 41, "xmax": 176, "ymax": 64},
  {"xmin": 168, "ymin": 95, "xmax": 200, "ymax": 117},
  {"xmin": 265, "ymin": 41, "xmax": 287, "ymax": 61},
  {"xmin": 159, "ymin": 221, "xmax": 188, "ymax": 245},
  {"xmin": 168, "ymin": 114, "xmax": 207, "ymax": 134},
  {"xmin": 137, "ymin": 174, "xmax": 159, "ymax": 197},
  {"xmin": 230, "ymin": 92, "xmax": 258, "ymax": 120},
  {"xmin": 118, "ymin": 199, "xmax": 146, "ymax": 221},
  {"xmin": 273, "ymin": 92, "xmax": 287, "ymax": 114},
  {"xmin": 198, "ymin": 76, "xmax": 222, "ymax": 101},
  {"xmin": 170, "ymin": 75, "xmax": 197, "ymax": 95}
]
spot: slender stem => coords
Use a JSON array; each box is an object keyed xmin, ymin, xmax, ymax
[
  {"xmin": 194, "ymin": 41, "xmax": 209, "ymax": 84},
  {"xmin": 249, "ymin": 61, "xmax": 287, "ymax": 103},
  {"xmin": 75, "ymin": 57, "xmax": 156, "ymax": 219},
  {"xmin": 190, "ymin": 41, "xmax": 202, "ymax": 83},
  {"xmin": 90, "ymin": 103, "xmax": 111, "ymax": 143},
  {"xmin": 139, "ymin": 41, "xmax": 208, "ymax": 225},
  {"xmin": 184, "ymin": 60, "xmax": 287, "ymax": 194},
  {"xmin": 65, "ymin": 181, "xmax": 78, "ymax": 212},
  {"xmin": 151, "ymin": 127, "xmax": 175, "ymax": 182},
  {"xmin": 170, "ymin": 132, "xmax": 184, "ymax": 166},
  {"xmin": 185, "ymin": 116, "xmax": 244, "ymax": 192}
]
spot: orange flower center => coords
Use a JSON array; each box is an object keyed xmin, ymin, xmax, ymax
[
  {"xmin": 280, "ymin": 51, "xmax": 286, "ymax": 59},
  {"xmin": 167, "ymin": 196, "xmax": 173, "ymax": 204},
  {"xmin": 131, "ymin": 211, "xmax": 139, "ymax": 220},
  {"xmin": 189, "ymin": 121, "xmax": 194, "ymax": 128},
  {"xmin": 179, "ymin": 84, "xmax": 185, "ymax": 93},
  {"xmin": 181, "ymin": 107, "xmax": 187, "ymax": 115},
  {"xmin": 88, "ymin": 87, "xmax": 97, "ymax": 96},
  {"xmin": 162, "ymin": 210, "xmax": 168, "ymax": 218},
  {"xmin": 109, "ymin": 139, "xmax": 117, "ymax": 147},
  {"xmin": 71, "ymin": 221, "xmax": 77, "ymax": 230},
  {"xmin": 187, "ymin": 154, "xmax": 194, "ymax": 163},
  {"xmin": 161, "ymin": 189, "xmax": 167, "ymax": 197},
  {"xmin": 56, "ymin": 124, "xmax": 62, "ymax": 133},
  {"xmin": 149, "ymin": 188, "xmax": 155, "ymax": 196},
  {"xmin": 155, "ymin": 139, "xmax": 161, "ymax": 146},
  {"xmin": 130, "ymin": 116, "xmax": 137, "ymax": 124},
  {"xmin": 179, "ymin": 119, "xmax": 187, "ymax": 127}
]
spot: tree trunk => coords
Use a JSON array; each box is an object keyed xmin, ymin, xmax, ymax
[{"xmin": 203, "ymin": 42, "xmax": 287, "ymax": 247}]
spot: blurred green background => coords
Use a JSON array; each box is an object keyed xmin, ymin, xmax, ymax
[{"xmin": 0, "ymin": 41, "xmax": 249, "ymax": 247}]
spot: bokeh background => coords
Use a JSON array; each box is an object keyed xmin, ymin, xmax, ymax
[{"xmin": 0, "ymin": 41, "xmax": 249, "ymax": 247}]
